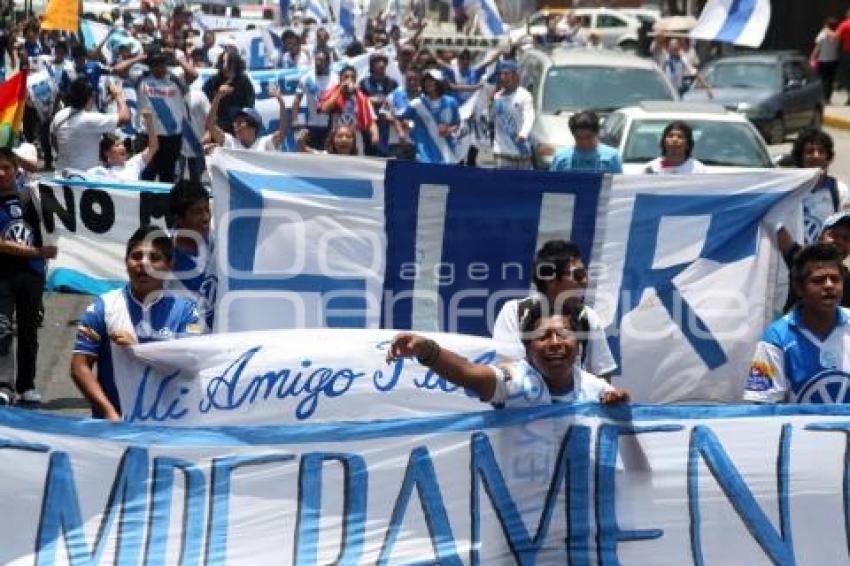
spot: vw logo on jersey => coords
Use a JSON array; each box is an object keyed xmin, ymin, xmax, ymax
[
  {"xmin": 797, "ymin": 370, "xmax": 850, "ymax": 404},
  {"xmin": 520, "ymin": 366, "xmax": 545, "ymax": 403},
  {"xmin": 2, "ymin": 219, "xmax": 32, "ymax": 245}
]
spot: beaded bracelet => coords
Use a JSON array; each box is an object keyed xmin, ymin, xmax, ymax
[{"xmin": 416, "ymin": 339, "xmax": 441, "ymax": 367}]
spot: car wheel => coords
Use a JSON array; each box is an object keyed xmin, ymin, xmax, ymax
[
  {"xmin": 765, "ymin": 115, "xmax": 785, "ymax": 145},
  {"xmin": 619, "ymin": 40, "xmax": 638, "ymax": 53},
  {"xmin": 811, "ymin": 106, "xmax": 824, "ymax": 129}
]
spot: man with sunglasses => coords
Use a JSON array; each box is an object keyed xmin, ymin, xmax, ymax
[{"xmin": 492, "ymin": 240, "xmax": 617, "ymax": 379}]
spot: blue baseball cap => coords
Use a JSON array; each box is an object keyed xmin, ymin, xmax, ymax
[
  {"xmin": 498, "ymin": 60, "xmax": 520, "ymax": 73},
  {"xmin": 235, "ymin": 107, "xmax": 263, "ymax": 130}
]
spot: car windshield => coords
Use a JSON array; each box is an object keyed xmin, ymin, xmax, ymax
[
  {"xmin": 622, "ymin": 119, "xmax": 773, "ymax": 167},
  {"xmin": 702, "ymin": 62, "xmax": 778, "ymax": 89},
  {"xmin": 542, "ymin": 66, "xmax": 675, "ymax": 114}
]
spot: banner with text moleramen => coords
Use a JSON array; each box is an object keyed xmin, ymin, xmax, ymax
[{"xmin": 0, "ymin": 404, "xmax": 848, "ymax": 564}]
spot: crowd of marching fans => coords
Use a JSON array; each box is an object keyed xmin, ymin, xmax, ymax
[{"xmin": 0, "ymin": 4, "xmax": 849, "ymax": 414}]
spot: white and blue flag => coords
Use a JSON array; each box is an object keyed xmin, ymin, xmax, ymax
[
  {"xmin": 690, "ymin": 0, "xmax": 771, "ymax": 48},
  {"xmin": 305, "ymin": 0, "xmax": 329, "ymax": 21},
  {"xmin": 475, "ymin": 0, "xmax": 507, "ymax": 37}
]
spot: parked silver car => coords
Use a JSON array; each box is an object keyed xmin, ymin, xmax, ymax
[{"xmin": 519, "ymin": 47, "xmax": 678, "ymax": 168}]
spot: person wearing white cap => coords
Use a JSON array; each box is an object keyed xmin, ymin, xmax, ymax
[
  {"xmin": 395, "ymin": 68, "xmax": 461, "ymax": 164},
  {"xmin": 207, "ymin": 83, "xmax": 288, "ymax": 151},
  {"xmin": 491, "ymin": 60, "xmax": 535, "ymax": 170}
]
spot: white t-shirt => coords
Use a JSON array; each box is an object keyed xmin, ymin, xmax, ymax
[
  {"xmin": 86, "ymin": 153, "xmax": 147, "ymax": 181},
  {"xmin": 487, "ymin": 359, "xmax": 613, "ymax": 407},
  {"xmin": 296, "ymin": 73, "xmax": 336, "ymax": 127},
  {"xmin": 222, "ymin": 132, "xmax": 279, "ymax": 151},
  {"xmin": 492, "ymin": 87, "xmax": 534, "ymax": 157},
  {"xmin": 136, "ymin": 73, "xmax": 188, "ymax": 136},
  {"xmin": 51, "ymin": 108, "xmax": 120, "ymax": 172},
  {"xmin": 492, "ymin": 298, "xmax": 618, "ymax": 376},
  {"xmin": 816, "ymin": 29, "xmax": 840, "ymax": 63},
  {"xmin": 182, "ymin": 89, "xmax": 211, "ymax": 158},
  {"xmin": 644, "ymin": 157, "xmax": 708, "ymax": 174},
  {"xmin": 280, "ymin": 48, "xmax": 313, "ymax": 69}
]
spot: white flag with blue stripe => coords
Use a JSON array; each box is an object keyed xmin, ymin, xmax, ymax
[
  {"xmin": 475, "ymin": 0, "xmax": 506, "ymax": 37},
  {"xmin": 690, "ymin": 0, "xmax": 771, "ymax": 48},
  {"xmin": 305, "ymin": 0, "xmax": 329, "ymax": 22}
]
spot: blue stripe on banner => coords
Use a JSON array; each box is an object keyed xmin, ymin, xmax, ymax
[
  {"xmin": 382, "ymin": 162, "xmax": 604, "ymax": 335},
  {"xmin": 227, "ymin": 171, "xmax": 265, "ymax": 276},
  {"xmin": 225, "ymin": 170, "xmax": 371, "ymax": 327},
  {"xmin": 46, "ymin": 268, "xmax": 124, "ymax": 294},
  {"xmin": 228, "ymin": 170, "xmax": 374, "ymax": 199},
  {"xmin": 715, "ymin": 0, "xmax": 757, "ymax": 43},
  {"xmin": 46, "ymin": 177, "xmax": 172, "ymax": 192},
  {"xmin": 3, "ymin": 403, "xmax": 850, "ymax": 446}
]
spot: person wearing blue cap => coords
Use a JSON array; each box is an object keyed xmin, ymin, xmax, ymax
[
  {"xmin": 207, "ymin": 83, "xmax": 289, "ymax": 151},
  {"xmin": 492, "ymin": 59, "xmax": 535, "ymax": 169}
]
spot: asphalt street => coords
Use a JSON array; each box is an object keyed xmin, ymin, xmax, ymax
[{"xmin": 21, "ymin": 125, "xmax": 850, "ymax": 418}]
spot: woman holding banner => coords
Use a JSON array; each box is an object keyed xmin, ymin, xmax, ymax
[{"xmin": 386, "ymin": 301, "xmax": 630, "ymax": 408}]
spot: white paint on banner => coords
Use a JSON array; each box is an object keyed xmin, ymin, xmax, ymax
[
  {"xmin": 535, "ymin": 192, "xmax": 575, "ymax": 255},
  {"xmin": 411, "ymin": 184, "xmax": 450, "ymax": 332}
]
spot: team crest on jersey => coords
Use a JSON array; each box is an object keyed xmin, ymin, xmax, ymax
[{"xmin": 8, "ymin": 204, "xmax": 21, "ymax": 218}]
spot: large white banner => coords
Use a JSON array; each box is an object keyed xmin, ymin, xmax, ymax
[
  {"xmin": 209, "ymin": 150, "xmax": 387, "ymax": 332},
  {"xmin": 594, "ymin": 170, "xmax": 814, "ymax": 403},
  {"xmin": 1, "ymin": 404, "xmax": 849, "ymax": 564},
  {"xmin": 114, "ymin": 329, "xmax": 490, "ymax": 425}
]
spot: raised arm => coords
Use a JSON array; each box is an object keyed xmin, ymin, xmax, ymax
[
  {"xmin": 386, "ymin": 332, "xmax": 498, "ymax": 401},
  {"xmin": 269, "ymin": 83, "xmax": 288, "ymax": 145},
  {"xmin": 108, "ymin": 82, "xmax": 131, "ymax": 125},
  {"xmin": 205, "ymin": 84, "xmax": 232, "ymax": 145},
  {"xmin": 112, "ymin": 53, "xmax": 146, "ymax": 76},
  {"xmin": 139, "ymin": 108, "xmax": 159, "ymax": 163}
]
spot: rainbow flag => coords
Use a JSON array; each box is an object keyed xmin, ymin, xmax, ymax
[{"xmin": 0, "ymin": 70, "xmax": 27, "ymax": 148}]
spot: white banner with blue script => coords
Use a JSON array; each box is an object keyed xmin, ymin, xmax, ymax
[
  {"xmin": 593, "ymin": 170, "xmax": 815, "ymax": 403},
  {"xmin": 208, "ymin": 150, "xmax": 387, "ymax": 332},
  {"xmin": 33, "ymin": 177, "xmax": 173, "ymax": 295},
  {"xmin": 112, "ymin": 329, "xmax": 489, "ymax": 425},
  {"xmin": 1, "ymin": 404, "xmax": 850, "ymax": 564}
]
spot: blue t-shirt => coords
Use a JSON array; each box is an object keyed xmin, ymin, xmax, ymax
[
  {"xmin": 60, "ymin": 61, "xmax": 108, "ymax": 108},
  {"xmin": 73, "ymin": 287, "xmax": 202, "ymax": 418},
  {"xmin": 550, "ymin": 143, "xmax": 623, "ymax": 174},
  {"xmin": 0, "ymin": 191, "xmax": 45, "ymax": 275},
  {"xmin": 399, "ymin": 94, "xmax": 461, "ymax": 164}
]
